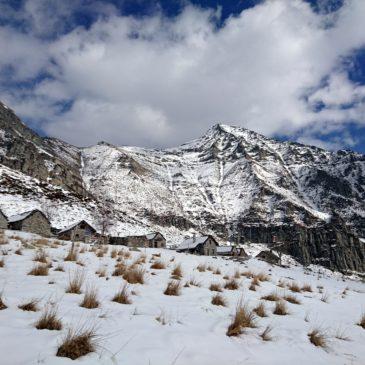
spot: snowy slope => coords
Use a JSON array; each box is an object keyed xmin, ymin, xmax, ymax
[{"xmin": 0, "ymin": 231, "xmax": 364, "ymax": 364}]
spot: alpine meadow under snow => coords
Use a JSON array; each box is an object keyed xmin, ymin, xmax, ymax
[{"xmin": 0, "ymin": 230, "xmax": 364, "ymax": 365}]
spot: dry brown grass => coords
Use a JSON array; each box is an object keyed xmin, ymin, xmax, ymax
[
  {"xmin": 308, "ymin": 329, "xmax": 327, "ymax": 347},
  {"xmin": 254, "ymin": 272, "xmax": 270, "ymax": 282},
  {"xmin": 110, "ymin": 249, "xmax": 117, "ymax": 258},
  {"xmin": 196, "ymin": 263, "xmax": 206, "ymax": 272},
  {"xmin": 357, "ymin": 312, "xmax": 365, "ymax": 329},
  {"xmin": 288, "ymin": 282, "xmax": 302, "ymax": 293},
  {"xmin": 0, "ymin": 233, "xmax": 7, "ymax": 245},
  {"xmin": 33, "ymin": 238, "xmax": 49, "ymax": 246},
  {"xmin": 151, "ymin": 260, "xmax": 166, "ymax": 270},
  {"xmin": 227, "ymin": 302, "xmax": 256, "ymax": 336},
  {"xmin": 123, "ymin": 266, "xmax": 145, "ymax": 284},
  {"xmin": 96, "ymin": 267, "xmax": 107, "ymax": 277},
  {"xmin": 112, "ymin": 261, "xmax": 127, "ymax": 276},
  {"xmin": 66, "ymin": 270, "xmax": 85, "ymax": 294},
  {"xmin": 209, "ymin": 282, "xmax": 223, "ymax": 292},
  {"xmin": 15, "ymin": 248, "xmax": 22, "ymax": 255},
  {"xmin": 261, "ymin": 291, "xmax": 281, "ymax": 302},
  {"xmin": 277, "ymin": 279, "xmax": 286, "ymax": 288},
  {"xmin": 18, "ymin": 298, "xmax": 39, "ymax": 312},
  {"xmin": 284, "ymin": 294, "xmax": 301, "ymax": 305},
  {"xmin": 112, "ymin": 284, "xmax": 132, "ymax": 304},
  {"xmin": 0, "ymin": 292, "xmax": 7, "ymax": 310},
  {"xmin": 80, "ymin": 287, "xmax": 99, "ymax": 309},
  {"xmin": 79, "ymin": 246, "xmax": 87, "ymax": 254},
  {"xmin": 171, "ymin": 264, "xmax": 183, "ymax": 279},
  {"xmin": 56, "ymin": 326, "xmax": 97, "ymax": 360},
  {"xmin": 54, "ymin": 264, "xmax": 65, "ymax": 272},
  {"xmin": 273, "ymin": 300, "xmax": 289, "ymax": 315},
  {"xmin": 253, "ymin": 302, "xmax": 267, "ymax": 317},
  {"xmin": 0, "ymin": 257, "xmax": 4, "ymax": 268},
  {"xmin": 33, "ymin": 249, "xmax": 48, "ymax": 263},
  {"xmin": 164, "ymin": 280, "xmax": 181, "ymax": 296},
  {"xmin": 28, "ymin": 264, "xmax": 49, "ymax": 276},
  {"xmin": 211, "ymin": 293, "xmax": 227, "ymax": 306},
  {"xmin": 260, "ymin": 325, "xmax": 273, "ymax": 341},
  {"xmin": 213, "ymin": 268, "xmax": 221, "ymax": 275},
  {"xmin": 64, "ymin": 245, "xmax": 78, "ymax": 262},
  {"xmin": 95, "ymin": 249, "xmax": 104, "ymax": 258},
  {"xmin": 186, "ymin": 278, "xmax": 201, "ymax": 287},
  {"xmin": 241, "ymin": 270, "xmax": 254, "ymax": 279},
  {"xmin": 224, "ymin": 278, "xmax": 239, "ymax": 290},
  {"xmin": 302, "ymin": 283, "xmax": 313, "ymax": 292},
  {"xmin": 35, "ymin": 307, "xmax": 62, "ymax": 330},
  {"xmin": 234, "ymin": 269, "xmax": 241, "ymax": 279}
]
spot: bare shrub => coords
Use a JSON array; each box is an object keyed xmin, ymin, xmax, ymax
[
  {"xmin": 284, "ymin": 294, "xmax": 301, "ymax": 305},
  {"xmin": 123, "ymin": 266, "xmax": 145, "ymax": 284},
  {"xmin": 273, "ymin": 301, "xmax": 289, "ymax": 315},
  {"xmin": 211, "ymin": 293, "xmax": 227, "ymax": 306},
  {"xmin": 308, "ymin": 329, "xmax": 327, "ymax": 348},
  {"xmin": 260, "ymin": 325, "xmax": 273, "ymax": 341},
  {"xmin": 288, "ymin": 282, "xmax": 301, "ymax": 293},
  {"xmin": 227, "ymin": 302, "xmax": 256, "ymax": 337},
  {"xmin": 302, "ymin": 283, "xmax": 313, "ymax": 292},
  {"xmin": 261, "ymin": 292, "xmax": 281, "ymax": 302},
  {"xmin": 171, "ymin": 264, "xmax": 183, "ymax": 279},
  {"xmin": 35, "ymin": 307, "xmax": 62, "ymax": 330},
  {"xmin": 357, "ymin": 312, "xmax": 365, "ymax": 329},
  {"xmin": 18, "ymin": 298, "xmax": 39, "ymax": 312},
  {"xmin": 56, "ymin": 326, "xmax": 98, "ymax": 360},
  {"xmin": 209, "ymin": 283, "xmax": 223, "ymax": 292},
  {"xmin": 164, "ymin": 280, "xmax": 181, "ymax": 296},
  {"xmin": 253, "ymin": 302, "xmax": 267, "ymax": 317},
  {"xmin": 28, "ymin": 264, "xmax": 49, "ymax": 276},
  {"xmin": 151, "ymin": 260, "xmax": 166, "ymax": 270},
  {"xmin": 196, "ymin": 263, "xmax": 206, "ymax": 272},
  {"xmin": 80, "ymin": 287, "xmax": 99, "ymax": 309},
  {"xmin": 33, "ymin": 249, "xmax": 48, "ymax": 263},
  {"xmin": 66, "ymin": 270, "xmax": 85, "ymax": 294},
  {"xmin": 112, "ymin": 284, "xmax": 131, "ymax": 304},
  {"xmin": 224, "ymin": 278, "xmax": 239, "ymax": 290}
]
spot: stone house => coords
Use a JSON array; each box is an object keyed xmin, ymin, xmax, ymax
[
  {"xmin": 58, "ymin": 220, "xmax": 97, "ymax": 243},
  {"xmin": 176, "ymin": 235, "xmax": 218, "ymax": 255},
  {"xmin": 109, "ymin": 232, "xmax": 166, "ymax": 248},
  {"xmin": 0, "ymin": 210, "xmax": 8, "ymax": 229},
  {"xmin": 8, "ymin": 209, "xmax": 51, "ymax": 237},
  {"xmin": 217, "ymin": 246, "xmax": 248, "ymax": 257},
  {"xmin": 255, "ymin": 250, "xmax": 280, "ymax": 265}
]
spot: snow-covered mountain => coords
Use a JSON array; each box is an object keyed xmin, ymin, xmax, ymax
[{"xmin": 0, "ymin": 101, "xmax": 364, "ymax": 272}]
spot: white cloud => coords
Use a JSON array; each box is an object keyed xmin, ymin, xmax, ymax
[{"xmin": 1, "ymin": 0, "xmax": 365, "ymax": 149}]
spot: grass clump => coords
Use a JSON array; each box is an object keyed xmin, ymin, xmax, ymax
[
  {"xmin": 308, "ymin": 329, "xmax": 327, "ymax": 347},
  {"xmin": 35, "ymin": 307, "xmax": 62, "ymax": 330},
  {"xmin": 284, "ymin": 294, "xmax": 301, "ymax": 305},
  {"xmin": 164, "ymin": 280, "xmax": 181, "ymax": 296},
  {"xmin": 54, "ymin": 264, "xmax": 65, "ymax": 272},
  {"xmin": 261, "ymin": 292, "xmax": 281, "ymax": 302},
  {"xmin": 171, "ymin": 264, "xmax": 183, "ymax": 279},
  {"xmin": 151, "ymin": 260, "xmax": 166, "ymax": 270},
  {"xmin": 260, "ymin": 325, "xmax": 273, "ymax": 341},
  {"xmin": 123, "ymin": 266, "xmax": 145, "ymax": 284},
  {"xmin": 112, "ymin": 284, "xmax": 131, "ymax": 304},
  {"xmin": 80, "ymin": 287, "xmax": 99, "ymax": 309},
  {"xmin": 0, "ymin": 257, "xmax": 4, "ymax": 268},
  {"xmin": 196, "ymin": 263, "xmax": 206, "ymax": 272},
  {"xmin": 33, "ymin": 249, "xmax": 48, "ymax": 263},
  {"xmin": 302, "ymin": 283, "xmax": 313, "ymax": 292},
  {"xmin": 64, "ymin": 245, "xmax": 78, "ymax": 262},
  {"xmin": 288, "ymin": 282, "xmax": 301, "ymax": 293},
  {"xmin": 112, "ymin": 262, "xmax": 127, "ymax": 277},
  {"xmin": 66, "ymin": 270, "xmax": 85, "ymax": 294},
  {"xmin": 226, "ymin": 302, "xmax": 256, "ymax": 337},
  {"xmin": 209, "ymin": 283, "xmax": 223, "ymax": 292},
  {"xmin": 357, "ymin": 312, "xmax": 365, "ymax": 329},
  {"xmin": 18, "ymin": 298, "xmax": 39, "ymax": 312},
  {"xmin": 0, "ymin": 292, "xmax": 7, "ymax": 310},
  {"xmin": 273, "ymin": 301, "xmax": 289, "ymax": 315},
  {"xmin": 211, "ymin": 293, "xmax": 227, "ymax": 306},
  {"xmin": 253, "ymin": 302, "xmax": 267, "ymax": 317},
  {"xmin": 224, "ymin": 278, "xmax": 239, "ymax": 290},
  {"xmin": 28, "ymin": 264, "xmax": 49, "ymax": 276}
]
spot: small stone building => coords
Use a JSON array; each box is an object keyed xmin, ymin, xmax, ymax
[
  {"xmin": 255, "ymin": 250, "xmax": 280, "ymax": 265},
  {"xmin": 176, "ymin": 235, "xmax": 218, "ymax": 255},
  {"xmin": 8, "ymin": 209, "xmax": 51, "ymax": 237},
  {"xmin": 58, "ymin": 220, "xmax": 97, "ymax": 243},
  {"xmin": 109, "ymin": 232, "xmax": 166, "ymax": 248},
  {"xmin": 217, "ymin": 246, "xmax": 248, "ymax": 257},
  {"xmin": 0, "ymin": 210, "xmax": 7, "ymax": 229}
]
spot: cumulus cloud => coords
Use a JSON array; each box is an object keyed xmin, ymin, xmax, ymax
[{"xmin": 0, "ymin": 0, "xmax": 365, "ymax": 149}]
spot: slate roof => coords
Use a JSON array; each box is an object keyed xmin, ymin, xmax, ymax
[
  {"xmin": 176, "ymin": 236, "xmax": 210, "ymax": 250},
  {"xmin": 8, "ymin": 209, "xmax": 48, "ymax": 223}
]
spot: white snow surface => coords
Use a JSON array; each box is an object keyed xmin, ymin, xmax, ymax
[{"xmin": 0, "ymin": 230, "xmax": 364, "ymax": 365}]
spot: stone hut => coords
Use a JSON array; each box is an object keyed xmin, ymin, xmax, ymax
[
  {"xmin": 217, "ymin": 246, "xmax": 248, "ymax": 257},
  {"xmin": 176, "ymin": 235, "xmax": 218, "ymax": 255},
  {"xmin": 0, "ymin": 210, "xmax": 7, "ymax": 230},
  {"xmin": 255, "ymin": 250, "xmax": 280, "ymax": 265},
  {"xmin": 109, "ymin": 232, "xmax": 166, "ymax": 248},
  {"xmin": 58, "ymin": 220, "xmax": 97, "ymax": 243},
  {"xmin": 8, "ymin": 209, "xmax": 51, "ymax": 237}
]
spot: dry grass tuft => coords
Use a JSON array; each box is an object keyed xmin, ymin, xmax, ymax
[
  {"xmin": 261, "ymin": 292, "xmax": 281, "ymax": 302},
  {"xmin": 0, "ymin": 233, "xmax": 8, "ymax": 245},
  {"xmin": 56, "ymin": 326, "xmax": 97, "ymax": 360},
  {"xmin": 277, "ymin": 279, "xmax": 286, "ymax": 288},
  {"xmin": 273, "ymin": 300, "xmax": 289, "ymax": 315},
  {"xmin": 112, "ymin": 284, "xmax": 132, "ymax": 304},
  {"xmin": 234, "ymin": 269, "xmax": 241, "ymax": 279},
  {"xmin": 66, "ymin": 270, "xmax": 85, "ymax": 294},
  {"xmin": 308, "ymin": 329, "xmax": 327, "ymax": 347},
  {"xmin": 209, "ymin": 282, "xmax": 223, "ymax": 292},
  {"xmin": 35, "ymin": 307, "xmax": 62, "ymax": 330},
  {"xmin": 18, "ymin": 298, "xmax": 39, "ymax": 312},
  {"xmin": 254, "ymin": 272, "xmax": 270, "ymax": 282},
  {"xmin": 96, "ymin": 267, "xmax": 107, "ymax": 277},
  {"xmin": 196, "ymin": 263, "xmax": 206, "ymax": 272},
  {"xmin": 288, "ymin": 282, "xmax": 302, "ymax": 293},
  {"xmin": 112, "ymin": 262, "xmax": 127, "ymax": 277},
  {"xmin": 0, "ymin": 257, "xmax": 4, "ymax": 268},
  {"xmin": 164, "ymin": 280, "xmax": 181, "ymax": 296},
  {"xmin": 224, "ymin": 278, "xmax": 239, "ymax": 290},
  {"xmin": 15, "ymin": 248, "xmax": 22, "ymax": 255},
  {"xmin": 28, "ymin": 264, "xmax": 49, "ymax": 276},
  {"xmin": 186, "ymin": 278, "xmax": 201, "ymax": 287},
  {"xmin": 79, "ymin": 246, "xmax": 86, "ymax": 254},
  {"xmin": 213, "ymin": 268, "xmax": 221, "ymax": 275},
  {"xmin": 211, "ymin": 293, "xmax": 227, "ymax": 306},
  {"xmin": 110, "ymin": 249, "xmax": 117, "ymax": 258},
  {"xmin": 284, "ymin": 294, "xmax": 301, "ymax": 305},
  {"xmin": 151, "ymin": 260, "xmax": 166, "ymax": 270},
  {"xmin": 241, "ymin": 270, "xmax": 254, "ymax": 279},
  {"xmin": 302, "ymin": 283, "xmax": 313, "ymax": 292},
  {"xmin": 80, "ymin": 287, "xmax": 99, "ymax": 309},
  {"xmin": 33, "ymin": 249, "xmax": 48, "ymax": 263},
  {"xmin": 64, "ymin": 245, "xmax": 78, "ymax": 262},
  {"xmin": 357, "ymin": 312, "xmax": 365, "ymax": 329},
  {"xmin": 33, "ymin": 238, "xmax": 49, "ymax": 246},
  {"xmin": 171, "ymin": 264, "xmax": 183, "ymax": 279},
  {"xmin": 123, "ymin": 266, "xmax": 145, "ymax": 284},
  {"xmin": 95, "ymin": 249, "xmax": 104, "ymax": 258},
  {"xmin": 54, "ymin": 264, "xmax": 65, "ymax": 272},
  {"xmin": 0, "ymin": 293, "xmax": 7, "ymax": 310},
  {"xmin": 253, "ymin": 302, "xmax": 267, "ymax": 317},
  {"xmin": 227, "ymin": 302, "xmax": 256, "ymax": 336},
  {"xmin": 260, "ymin": 325, "xmax": 273, "ymax": 341}
]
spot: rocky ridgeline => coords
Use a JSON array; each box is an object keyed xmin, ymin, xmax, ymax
[{"xmin": 0, "ymin": 102, "xmax": 364, "ymax": 272}]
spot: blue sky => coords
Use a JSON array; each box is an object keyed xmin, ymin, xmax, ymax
[{"xmin": 0, "ymin": 0, "xmax": 365, "ymax": 152}]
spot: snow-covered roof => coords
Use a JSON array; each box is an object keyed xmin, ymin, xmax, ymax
[
  {"xmin": 8, "ymin": 209, "xmax": 45, "ymax": 223},
  {"xmin": 177, "ymin": 236, "xmax": 210, "ymax": 250},
  {"xmin": 58, "ymin": 220, "xmax": 96, "ymax": 235},
  {"xmin": 216, "ymin": 246, "xmax": 234, "ymax": 253}
]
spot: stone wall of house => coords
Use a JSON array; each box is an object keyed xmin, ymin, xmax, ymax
[
  {"xmin": 201, "ymin": 238, "xmax": 217, "ymax": 255},
  {"xmin": 151, "ymin": 234, "xmax": 166, "ymax": 248},
  {"xmin": 20, "ymin": 212, "xmax": 51, "ymax": 237},
  {"xmin": 0, "ymin": 213, "xmax": 7, "ymax": 229},
  {"xmin": 59, "ymin": 225, "xmax": 95, "ymax": 243}
]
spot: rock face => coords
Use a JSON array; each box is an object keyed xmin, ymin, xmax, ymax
[{"xmin": 0, "ymin": 101, "xmax": 364, "ymax": 272}]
